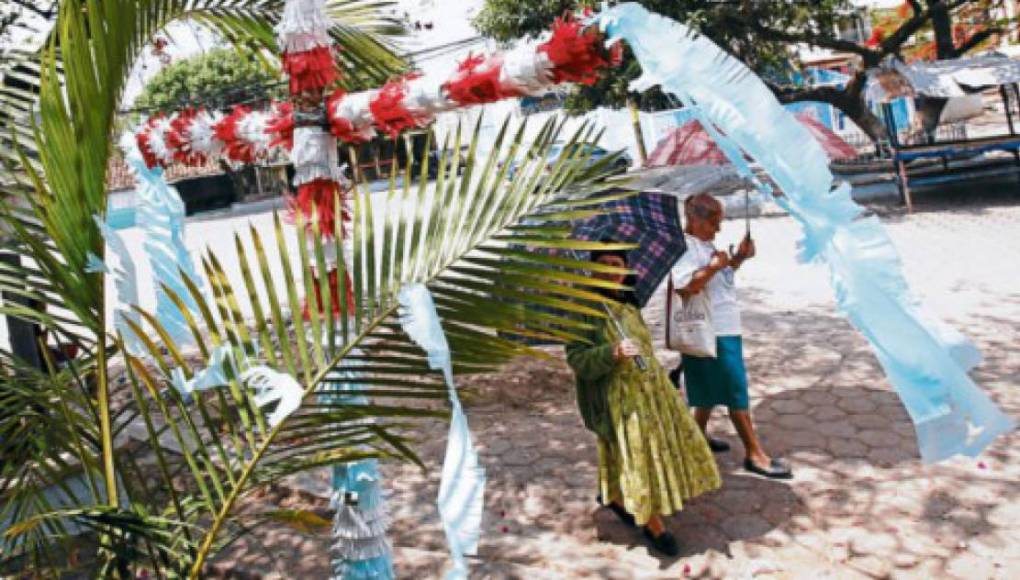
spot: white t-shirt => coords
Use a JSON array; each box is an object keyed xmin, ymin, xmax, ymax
[{"xmin": 670, "ymin": 234, "xmax": 742, "ymax": 336}]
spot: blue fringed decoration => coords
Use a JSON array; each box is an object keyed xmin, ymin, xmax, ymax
[
  {"xmin": 323, "ymin": 364, "xmax": 395, "ymax": 580},
  {"xmin": 127, "ymin": 156, "xmax": 204, "ymax": 347},
  {"xmin": 595, "ymin": 3, "xmax": 1015, "ymax": 462}
]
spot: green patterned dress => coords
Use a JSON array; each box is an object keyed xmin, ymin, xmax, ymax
[{"xmin": 566, "ymin": 301, "xmax": 721, "ymax": 526}]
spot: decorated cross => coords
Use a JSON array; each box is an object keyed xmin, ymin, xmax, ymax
[{"xmin": 134, "ymin": 6, "xmax": 620, "ymax": 244}]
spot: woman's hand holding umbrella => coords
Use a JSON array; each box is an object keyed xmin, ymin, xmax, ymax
[{"xmin": 613, "ymin": 339, "xmax": 640, "ymax": 361}]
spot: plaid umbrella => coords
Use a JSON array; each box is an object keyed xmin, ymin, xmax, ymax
[{"xmin": 573, "ymin": 191, "xmax": 686, "ymax": 308}]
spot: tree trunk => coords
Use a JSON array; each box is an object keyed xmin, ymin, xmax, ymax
[
  {"xmin": 931, "ymin": 1, "xmax": 955, "ymax": 59},
  {"xmin": 839, "ymin": 97, "xmax": 889, "ymax": 147},
  {"xmin": 771, "ymin": 71, "xmax": 889, "ymax": 151},
  {"xmin": 626, "ymin": 97, "xmax": 648, "ymax": 165}
]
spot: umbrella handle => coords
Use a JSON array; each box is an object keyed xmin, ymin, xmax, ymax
[
  {"xmin": 631, "ymin": 352, "xmax": 647, "ymax": 371},
  {"xmin": 602, "ymin": 303, "xmax": 648, "ymax": 372}
]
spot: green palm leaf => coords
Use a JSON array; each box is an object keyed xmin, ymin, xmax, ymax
[
  {"xmin": 0, "ymin": 0, "xmax": 407, "ymax": 573},
  {"xmin": 0, "ymin": 0, "xmax": 638, "ymax": 576},
  {"xmin": 119, "ymin": 115, "xmax": 630, "ymax": 577}
]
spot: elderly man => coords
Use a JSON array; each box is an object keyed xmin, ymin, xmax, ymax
[{"xmin": 670, "ymin": 193, "xmax": 792, "ymax": 479}]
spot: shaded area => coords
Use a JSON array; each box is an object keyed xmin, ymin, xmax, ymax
[{"xmin": 208, "ymin": 193, "xmax": 1020, "ymax": 577}]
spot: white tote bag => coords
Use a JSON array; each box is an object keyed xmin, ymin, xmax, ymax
[{"xmin": 665, "ymin": 277, "xmax": 717, "ymax": 358}]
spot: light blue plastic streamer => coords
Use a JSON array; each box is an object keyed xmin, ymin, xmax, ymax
[
  {"xmin": 398, "ymin": 284, "xmax": 485, "ymax": 580},
  {"xmin": 93, "ymin": 215, "xmax": 144, "ymax": 356},
  {"xmin": 127, "ymin": 156, "xmax": 204, "ymax": 347},
  {"xmin": 170, "ymin": 344, "xmax": 234, "ymax": 397},
  {"xmin": 595, "ymin": 3, "xmax": 1015, "ymax": 462}
]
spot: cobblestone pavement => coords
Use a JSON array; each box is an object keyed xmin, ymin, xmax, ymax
[{"xmin": 217, "ymin": 187, "xmax": 1020, "ymax": 578}]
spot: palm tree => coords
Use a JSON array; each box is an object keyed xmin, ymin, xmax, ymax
[{"xmin": 0, "ymin": 0, "xmax": 630, "ymax": 576}]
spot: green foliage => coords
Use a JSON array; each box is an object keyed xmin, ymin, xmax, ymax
[
  {"xmin": 473, "ymin": 0, "xmax": 846, "ymax": 113},
  {"xmin": 475, "ymin": 0, "xmax": 1009, "ymax": 142},
  {"xmin": 0, "ymin": 0, "xmax": 405, "ymax": 575},
  {"xmin": 133, "ymin": 48, "xmax": 282, "ymax": 113}
]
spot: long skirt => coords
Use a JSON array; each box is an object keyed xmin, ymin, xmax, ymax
[{"xmin": 598, "ymin": 356, "xmax": 721, "ymax": 526}]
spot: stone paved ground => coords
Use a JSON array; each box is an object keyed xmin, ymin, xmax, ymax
[{"xmin": 216, "ymin": 182, "xmax": 1020, "ymax": 578}]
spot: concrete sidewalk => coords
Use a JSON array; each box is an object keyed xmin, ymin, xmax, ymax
[{"xmin": 214, "ymin": 186, "xmax": 1020, "ymax": 578}]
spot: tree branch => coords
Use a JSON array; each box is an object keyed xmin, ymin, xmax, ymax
[
  {"xmin": 741, "ymin": 20, "xmax": 882, "ymax": 66},
  {"xmin": 767, "ymin": 82, "xmax": 847, "ymax": 106},
  {"xmin": 952, "ymin": 27, "xmax": 1002, "ymax": 57},
  {"xmin": 879, "ymin": 0, "xmax": 970, "ymax": 56}
]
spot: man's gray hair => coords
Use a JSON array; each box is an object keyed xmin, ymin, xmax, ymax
[{"xmin": 684, "ymin": 193, "xmax": 722, "ymax": 220}]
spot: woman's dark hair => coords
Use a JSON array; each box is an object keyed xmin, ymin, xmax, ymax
[
  {"xmin": 589, "ymin": 246, "xmax": 629, "ymax": 264},
  {"xmin": 590, "ymin": 243, "xmax": 640, "ymax": 306}
]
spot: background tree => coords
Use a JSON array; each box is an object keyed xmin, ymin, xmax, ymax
[
  {"xmin": 868, "ymin": 0, "xmax": 1006, "ymax": 61},
  {"xmin": 133, "ymin": 48, "xmax": 284, "ymax": 114},
  {"xmin": 475, "ymin": 0, "xmax": 1016, "ymax": 144}
]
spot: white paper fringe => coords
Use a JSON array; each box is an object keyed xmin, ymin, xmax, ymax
[
  {"xmin": 291, "ymin": 126, "xmax": 342, "ymax": 185},
  {"xmin": 147, "ymin": 117, "xmax": 175, "ymax": 165},
  {"xmin": 405, "ymin": 75, "xmax": 457, "ymax": 116},
  {"xmin": 500, "ymin": 44, "xmax": 555, "ymax": 96},
  {"xmin": 235, "ymin": 110, "xmax": 273, "ymax": 158},
  {"xmin": 239, "ymin": 366, "xmax": 303, "ymax": 426},
  {"xmin": 276, "ymin": 0, "xmax": 332, "ymax": 52},
  {"xmin": 331, "ymin": 90, "xmax": 376, "ymax": 127},
  {"xmin": 332, "ymin": 536, "xmax": 393, "ymax": 561},
  {"xmin": 188, "ymin": 110, "xmax": 224, "ymax": 157},
  {"xmin": 332, "ymin": 505, "xmax": 392, "ymax": 540}
]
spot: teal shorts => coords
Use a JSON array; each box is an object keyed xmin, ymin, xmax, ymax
[{"xmin": 682, "ymin": 335, "xmax": 750, "ymax": 410}]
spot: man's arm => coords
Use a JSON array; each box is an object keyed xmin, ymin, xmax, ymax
[
  {"xmin": 729, "ymin": 235, "xmax": 756, "ymax": 272},
  {"xmin": 679, "ymin": 251, "xmax": 729, "ymax": 297}
]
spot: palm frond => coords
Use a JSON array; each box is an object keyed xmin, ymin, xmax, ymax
[
  {"xmin": 27, "ymin": 114, "xmax": 625, "ymax": 577},
  {"xmin": 0, "ymin": 0, "xmax": 407, "ymax": 574},
  {"xmin": 0, "ymin": 1, "xmax": 636, "ymax": 577}
]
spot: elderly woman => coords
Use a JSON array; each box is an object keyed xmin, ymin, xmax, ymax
[
  {"xmin": 566, "ymin": 246, "xmax": 720, "ymax": 557},
  {"xmin": 671, "ymin": 193, "xmax": 792, "ymax": 479}
]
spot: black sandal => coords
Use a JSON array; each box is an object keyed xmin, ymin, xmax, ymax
[
  {"xmin": 744, "ymin": 457, "xmax": 793, "ymax": 479},
  {"xmin": 642, "ymin": 527, "xmax": 680, "ymax": 557},
  {"xmin": 596, "ymin": 494, "xmax": 636, "ymax": 527},
  {"xmin": 707, "ymin": 437, "xmax": 730, "ymax": 453}
]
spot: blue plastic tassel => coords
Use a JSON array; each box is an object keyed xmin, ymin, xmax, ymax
[
  {"xmin": 594, "ymin": 3, "xmax": 1015, "ymax": 462},
  {"xmin": 398, "ymin": 284, "xmax": 485, "ymax": 580}
]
